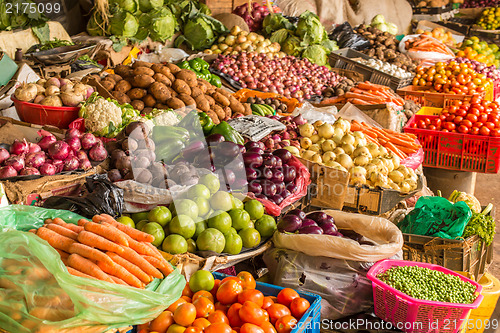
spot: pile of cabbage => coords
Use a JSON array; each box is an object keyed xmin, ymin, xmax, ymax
[
  {"xmin": 87, "ymin": 0, "xmax": 180, "ymax": 43},
  {"xmin": 370, "ymin": 15, "xmax": 398, "ymax": 35},
  {"xmin": 262, "ymin": 11, "xmax": 338, "ymax": 66}
]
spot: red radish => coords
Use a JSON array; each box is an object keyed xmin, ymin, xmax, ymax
[
  {"xmin": 20, "ymin": 167, "xmax": 40, "ymax": 176},
  {"xmin": 40, "ymin": 163, "xmax": 56, "ymax": 176},
  {"xmin": 0, "ymin": 165, "xmax": 17, "ymax": 178},
  {"xmin": 81, "ymin": 133, "xmax": 97, "ymax": 150},
  {"xmin": 5, "ymin": 155, "xmax": 25, "ymax": 172},
  {"xmin": 25, "ymin": 152, "xmax": 46, "ymax": 168},
  {"xmin": 10, "ymin": 139, "xmax": 29, "ymax": 155},
  {"xmin": 48, "ymin": 141, "xmax": 70, "ymax": 160},
  {"xmin": 0, "ymin": 148, "xmax": 9, "ymax": 164},
  {"xmin": 89, "ymin": 142, "xmax": 108, "ymax": 162}
]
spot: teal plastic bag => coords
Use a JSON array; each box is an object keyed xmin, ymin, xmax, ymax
[
  {"xmin": 398, "ymin": 196, "xmax": 472, "ymax": 239},
  {"xmin": 0, "ymin": 205, "xmax": 185, "ymax": 333}
]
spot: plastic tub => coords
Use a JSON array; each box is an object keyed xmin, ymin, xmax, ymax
[
  {"xmin": 467, "ymin": 273, "xmax": 500, "ymax": 333},
  {"xmin": 11, "ymin": 97, "xmax": 80, "ymax": 129},
  {"xmin": 367, "ymin": 259, "xmax": 483, "ymax": 333}
]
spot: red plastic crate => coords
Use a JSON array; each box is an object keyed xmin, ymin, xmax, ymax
[
  {"xmin": 404, "ymin": 115, "xmax": 500, "ymax": 173},
  {"xmin": 397, "ymin": 86, "xmax": 487, "ymax": 107}
]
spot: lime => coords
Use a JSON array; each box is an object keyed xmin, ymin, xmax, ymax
[
  {"xmin": 148, "ymin": 206, "xmax": 172, "ymax": 227},
  {"xmin": 169, "ymin": 215, "xmax": 196, "ymax": 239},
  {"xmin": 224, "ymin": 232, "xmax": 243, "ymax": 255},
  {"xmin": 188, "ymin": 184, "xmax": 211, "ymax": 200},
  {"xmin": 131, "ymin": 212, "xmax": 149, "ymax": 223},
  {"xmin": 207, "ymin": 210, "xmax": 232, "ymax": 234},
  {"xmin": 196, "ymin": 228, "xmax": 225, "ymax": 253},
  {"xmin": 228, "ymin": 209, "xmax": 252, "ymax": 231},
  {"xmin": 224, "ymin": 227, "xmax": 237, "ymax": 237},
  {"xmin": 193, "ymin": 197, "xmax": 210, "ymax": 217},
  {"xmin": 116, "ymin": 216, "xmax": 135, "ymax": 228},
  {"xmin": 199, "ymin": 174, "xmax": 220, "ymax": 194},
  {"xmin": 142, "ymin": 222, "xmax": 165, "ymax": 247},
  {"xmin": 136, "ymin": 219, "xmax": 149, "ymax": 231},
  {"xmin": 186, "ymin": 238, "xmax": 197, "ymax": 253},
  {"xmin": 238, "ymin": 228, "xmax": 261, "ymax": 248},
  {"xmin": 255, "ymin": 215, "xmax": 277, "ymax": 237},
  {"xmin": 232, "ymin": 196, "xmax": 244, "ymax": 210},
  {"xmin": 244, "ymin": 199, "xmax": 265, "ymax": 220},
  {"xmin": 189, "ymin": 270, "xmax": 215, "ymax": 293},
  {"xmin": 193, "ymin": 221, "xmax": 207, "ymax": 239},
  {"xmin": 172, "ymin": 199, "xmax": 198, "ymax": 220},
  {"xmin": 162, "ymin": 234, "xmax": 188, "ymax": 254},
  {"xmin": 209, "ymin": 191, "xmax": 233, "ymax": 211}
]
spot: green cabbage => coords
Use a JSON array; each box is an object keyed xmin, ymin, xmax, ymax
[
  {"xmin": 134, "ymin": 13, "xmax": 151, "ymax": 41},
  {"xmin": 371, "ymin": 14, "xmax": 386, "ymax": 25},
  {"xmin": 262, "ymin": 13, "xmax": 294, "ymax": 36},
  {"xmin": 282, "ymin": 36, "xmax": 303, "ymax": 57},
  {"xmin": 148, "ymin": 7, "xmax": 176, "ymax": 42},
  {"xmin": 373, "ymin": 23, "xmax": 388, "ymax": 32},
  {"xmin": 296, "ymin": 11, "xmax": 327, "ymax": 45},
  {"xmin": 270, "ymin": 28, "xmax": 290, "ymax": 44},
  {"xmin": 111, "ymin": 0, "xmax": 139, "ymax": 13},
  {"xmin": 387, "ymin": 22, "xmax": 398, "ymax": 35},
  {"xmin": 139, "ymin": 0, "xmax": 163, "ymax": 12},
  {"xmin": 87, "ymin": 13, "xmax": 107, "ymax": 36},
  {"xmin": 110, "ymin": 7, "xmax": 139, "ymax": 37},
  {"xmin": 302, "ymin": 45, "xmax": 328, "ymax": 66},
  {"xmin": 175, "ymin": 13, "xmax": 227, "ymax": 50},
  {"xmin": 321, "ymin": 39, "xmax": 338, "ymax": 52}
]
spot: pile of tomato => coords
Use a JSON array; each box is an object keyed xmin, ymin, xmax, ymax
[
  {"xmin": 138, "ymin": 271, "xmax": 311, "ymax": 333},
  {"xmin": 410, "ymin": 97, "xmax": 500, "ymax": 137},
  {"xmin": 412, "ymin": 61, "xmax": 493, "ymax": 95}
]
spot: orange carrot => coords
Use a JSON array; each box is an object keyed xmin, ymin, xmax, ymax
[
  {"xmin": 36, "ymin": 227, "xmax": 75, "ymax": 252},
  {"xmin": 110, "ymin": 276, "xmax": 128, "ymax": 286},
  {"xmin": 66, "ymin": 254, "xmax": 113, "ymax": 283},
  {"xmin": 55, "ymin": 249, "xmax": 70, "ymax": 259},
  {"xmin": 98, "ymin": 215, "xmax": 154, "ymax": 243},
  {"xmin": 77, "ymin": 231, "xmax": 124, "ymax": 254},
  {"xmin": 107, "ymin": 252, "xmax": 152, "ymax": 284},
  {"xmin": 349, "ymin": 98, "xmax": 373, "ymax": 105},
  {"xmin": 142, "ymin": 255, "xmax": 173, "ymax": 277},
  {"xmin": 68, "ymin": 243, "xmax": 113, "ymax": 265},
  {"xmin": 82, "ymin": 221, "xmax": 129, "ymax": 246},
  {"xmin": 385, "ymin": 142, "xmax": 407, "ymax": 159},
  {"xmin": 48, "ymin": 218, "xmax": 84, "ymax": 233},
  {"xmin": 66, "ymin": 266, "xmax": 97, "ymax": 280},
  {"xmin": 97, "ymin": 261, "xmax": 143, "ymax": 288},
  {"xmin": 44, "ymin": 224, "xmax": 79, "ymax": 240},
  {"xmin": 44, "ymin": 219, "xmax": 52, "ymax": 224},
  {"xmin": 78, "ymin": 219, "xmax": 88, "ymax": 226},
  {"xmin": 117, "ymin": 246, "xmax": 163, "ymax": 279},
  {"xmin": 29, "ymin": 229, "xmax": 36, "ymax": 234}
]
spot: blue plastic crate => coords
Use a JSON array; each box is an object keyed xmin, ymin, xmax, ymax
[{"xmin": 213, "ymin": 272, "xmax": 321, "ymax": 333}]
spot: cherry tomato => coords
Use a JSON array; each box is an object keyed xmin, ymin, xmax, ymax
[
  {"xmin": 458, "ymin": 125, "xmax": 469, "ymax": 134},
  {"xmin": 434, "ymin": 118, "xmax": 442, "ymax": 127},
  {"xmin": 474, "ymin": 122, "xmax": 484, "ymax": 128},
  {"xmin": 469, "ymin": 108, "xmax": 480, "ymax": 116},
  {"xmin": 417, "ymin": 120, "xmax": 427, "ymax": 129},
  {"xmin": 439, "ymin": 114, "xmax": 447, "ymax": 121},
  {"xmin": 479, "ymin": 126, "xmax": 491, "ymax": 136},
  {"xmin": 424, "ymin": 117, "xmax": 431, "ymax": 125},
  {"xmin": 456, "ymin": 109, "xmax": 467, "ymax": 117}
]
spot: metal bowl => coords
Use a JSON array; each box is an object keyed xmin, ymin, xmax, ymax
[{"xmin": 25, "ymin": 44, "xmax": 96, "ymax": 65}]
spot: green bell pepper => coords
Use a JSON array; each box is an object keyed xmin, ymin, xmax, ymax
[
  {"xmin": 178, "ymin": 110, "xmax": 202, "ymax": 131},
  {"xmin": 199, "ymin": 112, "xmax": 214, "ymax": 135},
  {"xmin": 178, "ymin": 61, "xmax": 192, "ymax": 70},
  {"xmin": 197, "ymin": 58, "xmax": 210, "ymax": 71},
  {"xmin": 210, "ymin": 74, "xmax": 222, "ymax": 88},
  {"xmin": 210, "ymin": 121, "xmax": 244, "ymax": 145},
  {"xmin": 188, "ymin": 58, "xmax": 203, "ymax": 72}
]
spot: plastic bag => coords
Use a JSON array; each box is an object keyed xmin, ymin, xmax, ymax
[
  {"xmin": 0, "ymin": 205, "xmax": 185, "ymax": 333},
  {"xmin": 399, "ymin": 34, "xmax": 454, "ymax": 64},
  {"xmin": 263, "ymin": 248, "xmax": 375, "ymax": 320},
  {"xmin": 291, "ymin": 102, "xmax": 338, "ymax": 124},
  {"xmin": 247, "ymin": 156, "xmax": 310, "ymax": 216},
  {"xmin": 272, "ymin": 210, "xmax": 403, "ymax": 261},
  {"xmin": 401, "ymin": 147, "xmax": 424, "ymax": 170},
  {"xmin": 397, "ymin": 196, "xmax": 472, "ymax": 239},
  {"xmin": 42, "ymin": 175, "xmax": 124, "ymax": 218},
  {"xmin": 329, "ymin": 22, "xmax": 371, "ymax": 50}
]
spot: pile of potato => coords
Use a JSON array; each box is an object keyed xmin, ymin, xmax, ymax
[
  {"xmin": 354, "ymin": 25, "xmax": 418, "ymax": 73},
  {"xmin": 90, "ymin": 61, "xmax": 251, "ymax": 124}
]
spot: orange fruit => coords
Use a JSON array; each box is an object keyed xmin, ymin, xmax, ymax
[
  {"xmin": 204, "ymin": 323, "xmax": 232, "ymax": 333},
  {"xmin": 166, "ymin": 324, "xmax": 186, "ymax": 333},
  {"xmin": 150, "ymin": 310, "xmax": 174, "ymax": 333},
  {"xmin": 193, "ymin": 295, "xmax": 215, "ymax": 318},
  {"xmin": 192, "ymin": 318, "xmax": 211, "ymax": 330},
  {"xmin": 182, "ymin": 282, "xmax": 194, "ymax": 297},
  {"xmin": 167, "ymin": 298, "xmax": 187, "ymax": 313},
  {"xmin": 173, "ymin": 303, "xmax": 197, "ymax": 327},
  {"xmin": 207, "ymin": 310, "xmax": 229, "ymax": 325},
  {"xmin": 192, "ymin": 290, "xmax": 215, "ymax": 303}
]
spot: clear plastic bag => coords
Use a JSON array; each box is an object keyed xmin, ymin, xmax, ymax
[{"xmin": 0, "ymin": 205, "xmax": 185, "ymax": 333}]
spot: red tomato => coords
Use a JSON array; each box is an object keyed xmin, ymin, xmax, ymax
[
  {"xmin": 434, "ymin": 118, "xmax": 442, "ymax": 127},
  {"xmin": 240, "ymin": 323, "xmax": 265, "ymax": 333},
  {"xmin": 460, "ymin": 120, "xmax": 473, "ymax": 128},
  {"xmin": 276, "ymin": 289, "xmax": 300, "ymax": 307},
  {"xmin": 205, "ymin": 323, "xmax": 232, "ymax": 333},
  {"xmin": 215, "ymin": 302, "xmax": 230, "ymax": 314},
  {"xmin": 275, "ymin": 315, "xmax": 297, "ymax": 333},
  {"xmin": 410, "ymin": 123, "xmax": 417, "ymax": 129},
  {"xmin": 479, "ymin": 113, "xmax": 488, "ymax": 123},
  {"xmin": 446, "ymin": 114, "xmax": 455, "ymax": 122},
  {"xmin": 290, "ymin": 298, "xmax": 310, "ymax": 319},
  {"xmin": 260, "ymin": 321, "xmax": 278, "ymax": 333},
  {"xmin": 217, "ymin": 280, "xmax": 243, "ymax": 305},
  {"xmin": 238, "ymin": 289, "xmax": 265, "ymax": 308},
  {"xmin": 485, "ymin": 122, "xmax": 495, "ymax": 130},
  {"xmin": 239, "ymin": 301, "xmax": 267, "ymax": 326},
  {"xmin": 237, "ymin": 272, "xmax": 257, "ymax": 290},
  {"xmin": 456, "ymin": 109, "xmax": 467, "ymax": 117},
  {"xmin": 479, "ymin": 126, "xmax": 491, "ymax": 136},
  {"xmin": 227, "ymin": 303, "xmax": 245, "ymax": 327},
  {"xmin": 469, "ymin": 108, "xmax": 480, "ymax": 116},
  {"xmin": 474, "ymin": 122, "xmax": 484, "ymax": 128},
  {"xmin": 453, "ymin": 116, "xmax": 463, "ymax": 124},
  {"xmin": 211, "ymin": 280, "xmax": 221, "ymax": 298},
  {"xmin": 424, "ymin": 117, "xmax": 431, "ymax": 125},
  {"xmin": 417, "ymin": 119, "xmax": 427, "ymax": 129},
  {"xmin": 443, "ymin": 122, "xmax": 456, "ymax": 131},
  {"xmin": 490, "ymin": 129, "xmax": 500, "ymax": 137},
  {"xmin": 207, "ymin": 310, "xmax": 230, "ymax": 325},
  {"xmin": 466, "ymin": 114, "xmax": 478, "ymax": 123},
  {"xmin": 262, "ymin": 297, "xmax": 274, "ymax": 310},
  {"xmin": 267, "ymin": 304, "xmax": 291, "ymax": 324},
  {"xmin": 428, "ymin": 125, "xmax": 437, "ymax": 131},
  {"xmin": 458, "ymin": 125, "xmax": 469, "ymax": 134},
  {"xmin": 470, "ymin": 127, "xmax": 480, "ymax": 135}
]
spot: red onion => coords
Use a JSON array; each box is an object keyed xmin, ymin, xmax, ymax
[
  {"xmin": 0, "ymin": 148, "xmax": 9, "ymax": 164},
  {"xmin": 10, "ymin": 139, "xmax": 28, "ymax": 155},
  {"xmin": 0, "ymin": 165, "xmax": 17, "ymax": 178},
  {"xmin": 20, "ymin": 167, "xmax": 40, "ymax": 176},
  {"xmin": 40, "ymin": 163, "xmax": 56, "ymax": 176},
  {"xmin": 89, "ymin": 142, "xmax": 108, "ymax": 162},
  {"xmin": 38, "ymin": 135, "xmax": 57, "ymax": 151},
  {"xmin": 65, "ymin": 128, "xmax": 82, "ymax": 140},
  {"xmin": 76, "ymin": 150, "xmax": 89, "ymax": 162},
  {"xmin": 25, "ymin": 152, "xmax": 46, "ymax": 168},
  {"xmin": 65, "ymin": 137, "xmax": 82, "ymax": 152},
  {"xmin": 5, "ymin": 155, "xmax": 25, "ymax": 171},
  {"xmin": 63, "ymin": 156, "xmax": 79, "ymax": 171},
  {"xmin": 28, "ymin": 143, "xmax": 41, "ymax": 154},
  {"xmin": 48, "ymin": 141, "xmax": 70, "ymax": 160},
  {"xmin": 81, "ymin": 133, "xmax": 97, "ymax": 150},
  {"xmin": 80, "ymin": 159, "xmax": 92, "ymax": 170},
  {"xmin": 52, "ymin": 159, "xmax": 64, "ymax": 173}
]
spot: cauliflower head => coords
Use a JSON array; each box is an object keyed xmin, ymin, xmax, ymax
[{"xmin": 80, "ymin": 97, "xmax": 123, "ymax": 137}]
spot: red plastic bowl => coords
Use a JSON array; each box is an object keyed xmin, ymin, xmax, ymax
[{"xmin": 12, "ymin": 97, "xmax": 80, "ymax": 129}]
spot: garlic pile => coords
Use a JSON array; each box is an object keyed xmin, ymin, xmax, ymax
[{"xmin": 356, "ymin": 58, "xmax": 413, "ymax": 79}]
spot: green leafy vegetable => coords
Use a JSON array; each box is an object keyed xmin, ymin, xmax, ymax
[
  {"xmin": 296, "ymin": 11, "xmax": 327, "ymax": 45},
  {"xmin": 462, "ymin": 204, "xmax": 496, "ymax": 246},
  {"xmin": 321, "ymin": 39, "xmax": 339, "ymax": 52},
  {"xmin": 110, "ymin": 6, "xmax": 139, "ymax": 38},
  {"xmin": 270, "ymin": 28, "xmax": 290, "ymax": 44},
  {"xmin": 111, "ymin": 0, "xmax": 139, "ymax": 13},
  {"xmin": 175, "ymin": 13, "xmax": 227, "ymax": 50},
  {"xmin": 139, "ymin": 0, "xmax": 163, "ymax": 12},
  {"xmin": 282, "ymin": 36, "xmax": 303, "ymax": 57},
  {"xmin": 148, "ymin": 7, "xmax": 176, "ymax": 42},
  {"xmin": 302, "ymin": 44, "xmax": 328, "ymax": 66},
  {"xmin": 262, "ymin": 13, "xmax": 294, "ymax": 36}
]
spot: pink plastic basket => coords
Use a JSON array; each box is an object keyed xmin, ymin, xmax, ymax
[{"xmin": 367, "ymin": 260, "xmax": 483, "ymax": 333}]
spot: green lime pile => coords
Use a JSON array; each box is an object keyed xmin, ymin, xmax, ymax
[
  {"xmin": 119, "ymin": 173, "xmax": 277, "ymax": 255},
  {"xmin": 377, "ymin": 266, "xmax": 478, "ymax": 304}
]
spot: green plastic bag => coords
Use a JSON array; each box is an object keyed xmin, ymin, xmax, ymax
[
  {"xmin": 0, "ymin": 205, "xmax": 185, "ymax": 333},
  {"xmin": 398, "ymin": 196, "xmax": 472, "ymax": 239}
]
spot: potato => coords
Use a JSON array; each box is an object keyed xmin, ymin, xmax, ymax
[
  {"xmin": 114, "ymin": 65, "xmax": 132, "ymax": 77},
  {"xmin": 243, "ymin": 102, "xmax": 252, "ymax": 115},
  {"xmin": 127, "ymin": 88, "xmax": 147, "ymax": 100},
  {"xmin": 132, "ymin": 61, "xmax": 152, "ymax": 69},
  {"xmin": 197, "ymin": 82, "xmax": 207, "ymax": 94},
  {"xmin": 206, "ymin": 110, "xmax": 220, "ymax": 124},
  {"xmin": 167, "ymin": 97, "xmax": 185, "ymax": 110},
  {"xmin": 166, "ymin": 72, "xmax": 176, "ymax": 83},
  {"xmin": 190, "ymin": 86, "xmax": 203, "ymax": 98},
  {"xmin": 216, "ymin": 88, "xmax": 231, "ymax": 99},
  {"xmin": 100, "ymin": 79, "xmax": 115, "ymax": 91},
  {"xmin": 106, "ymin": 74, "xmax": 123, "ymax": 83},
  {"xmin": 165, "ymin": 63, "xmax": 181, "ymax": 74},
  {"xmin": 113, "ymin": 91, "xmax": 131, "ymax": 105},
  {"xmin": 142, "ymin": 94, "xmax": 156, "ymax": 108},
  {"xmin": 133, "ymin": 67, "xmax": 155, "ymax": 77},
  {"xmin": 213, "ymin": 105, "xmax": 225, "ymax": 120},
  {"xmin": 143, "ymin": 107, "xmax": 153, "ymax": 114},
  {"xmin": 155, "ymin": 103, "xmax": 170, "ymax": 109},
  {"xmin": 228, "ymin": 95, "xmax": 245, "ymax": 114},
  {"xmin": 178, "ymin": 93, "xmax": 196, "ymax": 107},
  {"xmin": 149, "ymin": 82, "xmax": 171, "ymax": 103},
  {"xmin": 158, "ymin": 66, "xmax": 172, "ymax": 77},
  {"xmin": 205, "ymin": 95, "xmax": 215, "ymax": 107},
  {"xmin": 206, "ymin": 85, "xmax": 216, "ymax": 95},
  {"xmin": 151, "ymin": 63, "xmax": 165, "ymax": 73},
  {"xmin": 197, "ymin": 79, "xmax": 211, "ymax": 91},
  {"xmin": 114, "ymin": 80, "xmax": 132, "ymax": 93},
  {"xmin": 176, "ymin": 69, "xmax": 197, "ymax": 82},
  {"xmin": 87, "ymin": 74, "xmax": 101, "ymax": 82},
  {"xmin": 212, "ymin": 92, "xmax": 230, "ymax": 107},
  {"xmin": 195, "ymin": 95, "xmax": 210, "ymax": 112},
  {"xmin": 167, "ymin": 87, "xmax": 177, "ymax": 97},
  {"xmin": 132, "ymin": 74, "xmax": 155, "ymax": 88},
  {"xmin": 131, "ymin": 99, "xmax": 145, "ymax": 111},
  {"xmin": 223, "ymin": 106, "xmax": 231, "ymax": 120},
  {"xmin": 153, "ymin": 73, "xmax": 172, "ymax": 87},
  {"xmin": 172, "ymin": 79, "xmax": 191, "ymax": 95}
]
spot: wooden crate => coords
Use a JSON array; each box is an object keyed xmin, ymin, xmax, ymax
[{"xmin": 202, "ymin": 0, "xmax": 250, "ymax": 16}]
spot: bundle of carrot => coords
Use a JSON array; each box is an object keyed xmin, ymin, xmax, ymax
[
  {"xmin": 350, "ymin": 120, "xmax": 422, "ymax": 159},
  {"xmin": 318, "ymin": 81, "xmax": 405, "ymax": 106},
  {"xmin": 404, "ymin": 34, "xmax": 455, "ymax": 57},
  {"xmin": 31, "ymin": 214, "xmax": 173, "ymax": 288}
]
